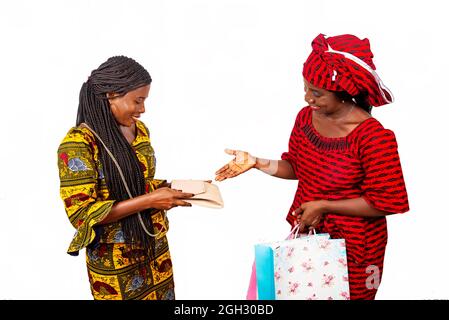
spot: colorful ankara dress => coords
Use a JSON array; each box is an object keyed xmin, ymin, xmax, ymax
[
  {"xmin": 282, "ymin": 106, "xmax": 409, "ymax": 300},
  {"xmin": 57, "ymin": 121, "xmax": 174, "ymax": 300}
]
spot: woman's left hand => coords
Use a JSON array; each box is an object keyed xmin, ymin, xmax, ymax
[{"xmin": 293, "ymin": 200, "xmax": 329, "ymax": 232}]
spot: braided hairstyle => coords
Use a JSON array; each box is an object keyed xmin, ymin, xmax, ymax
[{"xmin": 77, "ymin": 56, "xmax": 156, "ymax": 259}]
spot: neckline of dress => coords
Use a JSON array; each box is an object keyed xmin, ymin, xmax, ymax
[
  {"xmin": 130, "ymin": 120, "xmax": 144, "ymax": 145},
  {"xmin": 307, "ymin": 106, "xmax": 374, "ymax": 141}
]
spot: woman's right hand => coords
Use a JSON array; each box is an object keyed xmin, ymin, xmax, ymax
[
  {"xmin": 215, "ymin": 148, "xmax": 256, "ymax": 181},
  {"xmin": 146, "ymin": 187, "xmax": 194, "ymax": 210}
]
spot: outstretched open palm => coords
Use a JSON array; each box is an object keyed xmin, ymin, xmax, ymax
[{"xmin": 215, "ymin": 148, "xmax": 256, "ymax": 181}]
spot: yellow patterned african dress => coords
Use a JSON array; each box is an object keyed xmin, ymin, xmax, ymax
[{"xmin": 57, "ymin": 120, "xmax": 174, "ymax": 300}]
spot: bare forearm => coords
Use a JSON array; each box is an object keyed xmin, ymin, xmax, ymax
[
  {"xmin": 296, "ymin": 197, "xmax": 392, "ymax": 232},
  {"xmin": 97, "ymin": 188, "xmax": 194, "ymax": 225},
  {"xmin": 323, "ymin": 197, "xmax": 391, "ymax": 217},
  {"xmin": 255, "ymin": 158, "xmax": 296, "ymax": 179},
  {"xmin": 97, "ymin": 195, "xmax": 151, "ymax": 225}
]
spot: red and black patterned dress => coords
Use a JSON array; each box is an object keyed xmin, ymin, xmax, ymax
[{"xmin": 281, "ymin": 106, "xmax": 409, "ymax": 300}]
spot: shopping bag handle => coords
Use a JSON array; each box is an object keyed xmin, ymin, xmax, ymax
[{"xmin": 287, "ymin": 224, "xmax": 316, "ymax": 240}]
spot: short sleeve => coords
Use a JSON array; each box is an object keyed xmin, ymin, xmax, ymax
[
  {"xmin": 359, "ymin": 129, "xmax": 409, "ymax": 214},
  {"xmin": 281, "ymin": 108, "xmax": 308, "ymax": 176},
  {"xmin": 57, "ymin": 128, "xmax": 116, "ymax": 255}
]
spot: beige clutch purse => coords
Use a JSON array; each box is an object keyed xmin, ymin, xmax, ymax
[{"xmin": 171, "ymin": 180, "xmax": 224, "ymax": 209}]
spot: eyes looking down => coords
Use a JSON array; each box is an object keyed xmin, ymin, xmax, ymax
[
  {"xmin": 304, "ymin": 78, "xmax": 328, "ymax": 102},
  {"xmin": 303, "ymin": 79, "xmax": 339, "ymax": 112}
]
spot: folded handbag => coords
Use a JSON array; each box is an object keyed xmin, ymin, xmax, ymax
[{"xmin": 171, "ymin": 180, "xmax": 224, "ymax": 209}]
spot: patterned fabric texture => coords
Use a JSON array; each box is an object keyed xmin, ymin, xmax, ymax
[
  {"xmin": 303, "ymin": 33, "xmax": 393, "ymax": 107},
  {"xmin": 57, "ymin": 120, "xmax": 174, "ymax": 300},
  {"xmin": 282, "ymin": 106, "xmax": 409, "ymax": 299}
]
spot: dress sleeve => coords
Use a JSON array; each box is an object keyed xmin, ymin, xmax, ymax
[
  {"xmin": 150, "ymin": 179, "xmax": 167, "ymax": 189},
  {"xmin": 359, "ymin": 128, "xmax": 409, "ymax": 214},
  {"xmin": 281, "ymin": 108, "xmax": 307, "ymax": 177},
  {"xmin": 57, "ymin": 128, "xmax": 116, "ymax": 255}
]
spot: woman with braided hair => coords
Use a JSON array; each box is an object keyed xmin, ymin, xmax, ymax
[
  {"xmin": 215, "ymin": 34, "xmax": 409, "ymax": 299},
  {"xmin": 57, "ymin": 56, "xmax": 194, "ymax": 300}
]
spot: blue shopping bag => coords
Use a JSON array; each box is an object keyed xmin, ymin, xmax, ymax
[{"xmin": 254, "ymin": 243, "xmax": 275, "ymax": 300}]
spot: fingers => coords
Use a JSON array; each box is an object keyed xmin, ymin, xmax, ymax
[
  {"xmin": 308, "ymin": 218, "xmax": 320, "ymax": 232},
  {"xmin": 292, "ymin": 208, "xmax": 302, "ymax": 229},
  {"xmin": 174, "ymin": 200, "xmax": 193, "ymax": 207},
  {"xmin": 225, "ymin": 148, "xmax": 237, "ymax": 156},
  {"xmin": 224, "ymin": 168, "xmax": 239, "ymax": 178},
  {"xmin": 292, "ymin": 207, "xmax": 303, "ymax": 216},
  {"xmin": 215, "ymin": 164, "xmax": 229, "ymax": 175},
  {"xmin": 178, "ymin": 192, "xmax": 195, "ymax": 198},
  {"xmin": 169, "ymin": 189, "xmax": 195, "ymax": 198},
  {"xmin": 204, "ymin": 180, "xmax": 212, "ymax": 183},
  {"xmin": 216, "ymin": 149, "xmax": 252, "ymax": 182},
  {"xmin": 297, "ymin": 217, "xmax": 319, "ymax": 233},
  {"xmin": 215, "ymin": 162, "xmax": 242, "ymax": 181},
  {"xmin": 298, "ymin": 220, "xmax": 315, "ymax": 233},
  {"xmin": 228, "ymin": 162, "xmax": 245, "ymax": 175}
]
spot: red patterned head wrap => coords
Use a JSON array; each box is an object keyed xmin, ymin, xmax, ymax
[{"xmin": 302, "ymin": 33, "xmax": 393, "ymax": 107}]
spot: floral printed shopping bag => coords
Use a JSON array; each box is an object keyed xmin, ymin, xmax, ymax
[
  {"xmin": 253, "ymin": 227, "xmax": 333, "ymax": 300},
  {"xmin": 273, "ymin": 230, "xmax": 350, "ymax": 300}
]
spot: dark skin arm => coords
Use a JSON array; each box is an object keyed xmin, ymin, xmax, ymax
[
  {"xmin": 215, "ymin": 149, "xmax": 296, "ymax": 181},
  {"xmin": 293, "ymin": 197, "xmax": 393, "ymax": 232},
  {"xmin": 255, "ymin": 158, "xmax": 296, "ymax": 180},
  {"xmin": 98, "ymin": 187, "xmax": 194, "ymax": 225}
]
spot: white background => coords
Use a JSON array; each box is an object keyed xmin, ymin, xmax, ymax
[{"xmin": 0, "ymin": 0, "xmax": 448, "ymax": 300}]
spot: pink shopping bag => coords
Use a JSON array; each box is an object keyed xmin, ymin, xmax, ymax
[{"xmin": 246, "ymin": 261, "xmax": 257, "ymax": 300}]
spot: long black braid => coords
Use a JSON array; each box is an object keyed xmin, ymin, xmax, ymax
[{"xmin": 77, "ymin": 56, "xmax": 156, "ymax": 259}]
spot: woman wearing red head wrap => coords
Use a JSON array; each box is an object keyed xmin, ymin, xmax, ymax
[{"xmin": 215, "ymin": 34, "xmax": 409, "ymax": 300}]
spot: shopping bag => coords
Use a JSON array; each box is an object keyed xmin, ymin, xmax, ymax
[
  {"xmin": 254, "ymin": 243, "xmax": 276, "ymax": 300},
  {"xmin": 246, "ymin": 261, "xmax": 257, "ymax": 300},
  {"xmin": 273, "ymin": 228, "xmax": 350, "ymax": 300},
  {"xmin": 253, "ymin": 226, "xmax": 319, "ymax": 300}
]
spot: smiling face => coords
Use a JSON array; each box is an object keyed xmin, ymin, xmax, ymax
[
  {"xmin": 107, "ymin": 84, "xmax": 151, "ymax": 127},
  {"xmin": 303, "ymin": 78, "xmax": 344, "ymax": 116}
]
